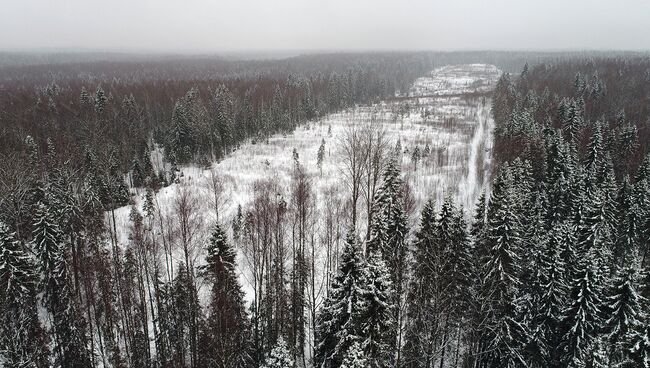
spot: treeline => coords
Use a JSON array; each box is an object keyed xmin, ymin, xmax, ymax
[{"xmin": 0, "ymin": 52, "xmax": 434, "ymax": 187}]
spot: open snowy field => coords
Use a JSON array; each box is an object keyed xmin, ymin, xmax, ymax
[
  {"xmin": 406, "ymin": 63, "xmax": 501, "ymax": 97},
  {"xmin": 109, "ymin": 63, "xmax": 500, "ymax": 302}
]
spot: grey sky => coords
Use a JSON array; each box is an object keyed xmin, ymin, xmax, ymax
[{"xmin": 2, "ymin": 0, "xmax": 650, "ymax": 52}]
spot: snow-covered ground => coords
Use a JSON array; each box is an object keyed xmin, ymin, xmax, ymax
[
  {"xmin": 406, "ymin": 63, "xmax": 501, "ymax": 97},
  {"xmin": 109, "ymin": 63, "xmax": 500, "ymax": 303}
]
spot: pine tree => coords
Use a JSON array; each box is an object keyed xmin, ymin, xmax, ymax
[
  {"xmin": 315, "ymin": 230, "xmax": 367, "ymax": 368},
  {"xmin": 261, "ymin": 337, "xmax": 293, "ymax": 368}
]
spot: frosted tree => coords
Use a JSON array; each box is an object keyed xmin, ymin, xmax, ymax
[
  {"xmin": 605, "ymin": 267, "xmax": 645, "ymax": 365},
  {"xmin": 198, "ymin": 225, "xmax": 252, "ymax": 368},
  {"xmin": 94, "ymin": 85, "xmax": 107, "ymax": 116},
  {"xmin": 0, "ymin": 222, "xmax": 48, "ymax": 367},
  {"xmin": 402, "ymin": 199, "xmax": 437, "ymax": 367},
  {"xmin": 437, "ymin": 197, "xmax": 472, "ymax": 367},
  {"xmin": 534, "ymin": 221, "xmax": 570, "ymax": 366},
  {"xmin": 615, "ymin": 176, "xmax": 641, "ymax": 262},
  {"xmin": 367, "ymin": 154, "xmax": 408, "ymax": 361},
  {"xmin": 261, "ymin": 337, "xmax": 294, "ymax": 368},
  {"xmin": 480, "ymin": 163, "xmax": 527, "ymax": 367},
  {"xmin": 79, "ymin": 86, "xmax": 91, "ymax": 106},
  {"xmin": 560, "ymin": 264, "xmax": 604, "ymax": 367},
  {"xmin": 362, "ymin": 250, "xmax": 394, "ymax": 367},
  {"xmin": 623, "ymin": 324, "xmax": 650, "ymax": 368},
  {"xmin": 340, "ymin": 342, "xmax": 368, "ymax": 368},
  {"xmin": 317, "ymin": 138, "xmax": 326, "ymax": 176},
  {"xmin": 315, "ymin": 230, "xmax": 367, "ymax": 368},
  {"xmin": 170, "ymin": 262, "xmax": 200, "ymax": 367},
  {"xmin": 576, "ymin": 184, "xmax": 616, "ymax": 278},
  {"xmin": 545, "ymin": 131, "xmax": 576, "ymax": 224},
  {"xmin": 411, "ymin": 146, "xmax": 421, "ymax": 170},
  {"xmin": 423, "ymin": 142, "xmax": 430, "ymax": 157},
  {"xmin": 32, "ymin": 201, "xmax": 91, "ymax": 367},
  {"xmin": 562, "ymin": 98, "xmax": 583, "ymax": 142}
]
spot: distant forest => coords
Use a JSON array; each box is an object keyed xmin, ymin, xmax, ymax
[{"xmin": 0, "ymin": 51, "xmax": 649, "ymax": 367}]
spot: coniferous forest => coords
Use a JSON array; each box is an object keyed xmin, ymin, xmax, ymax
[{"xmin": 1, "ymin": 50, "xmax": 650, "ymax": 368}]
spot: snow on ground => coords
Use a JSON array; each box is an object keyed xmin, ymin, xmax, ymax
[
  {"xmin": 108, "ymin": 63, "xmax": 500, "ymax": 308},
  {"xmin": 406, "ymin": 63, "xmax": 501, "ymax": 97}
]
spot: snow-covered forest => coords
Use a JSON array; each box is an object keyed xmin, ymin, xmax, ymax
[{"xmin": 1, "ymin": 50, "xmax": 650, "ymax": 368}]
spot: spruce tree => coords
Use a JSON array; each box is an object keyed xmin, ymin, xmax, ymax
[
  {"xmin": 0, "ymin": 222, "xmax": 48, "ymax": 367},
  {"xmin": 340, "ymin": 342, "xmax": 368, "ymax": 368},
  {"xmin": 481, "ymin": 164, "xmax": 527, "ymax": 366},
  {"xmin": 198, "ymin": 225, "xmax": 251, "ymax": 368},
  {"xmin": 605, "ymin": 267, "xmax": 645, "ymax": 365},
  {"xmin": 367, "ymin": 154, "xmax": 408, "ymax": 359},
  {"xmin": 362, "ymin": 250, "xmax": 394, "ymax": 367},
  {"xmin": 560, "ymin": 264, "xmax": 604, "ymax": 367},
  {"xmin": 534, "ymin": 221, "xmax": 571, "ymax": 367},
  {"xmin": 317, "ymin": 138, "xmax": 326, "ymax": 176},
  {"xmin": 171, "ymin": 263, "xmax": 199, "ymax": 367},
  {"xmin": 32, "ymin": 201, "xmax": 91, "ymax": 367},
  {"xmin": 402, "ymin": 199, "xmax": 437, "ymax": 367},
  {"xmin": 261, "ymin": 337, "xmax": 293, "ymax": 368},
  {"xmin": 615, "ymin": 177, "xmax": 640, "ymax": 262},
  {"xmin": 315, "ymin": 230, "xmax": 367, "ymax": 368}
]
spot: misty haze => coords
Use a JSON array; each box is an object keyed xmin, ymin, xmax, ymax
[{"xmin": 0, "ymin": 2, "xmax": 649, "ymax": 368}]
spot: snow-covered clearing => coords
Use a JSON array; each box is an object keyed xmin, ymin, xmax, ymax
[{"xmin": 109, "ymin": 63, "xmax": 500, "ymax": 303}]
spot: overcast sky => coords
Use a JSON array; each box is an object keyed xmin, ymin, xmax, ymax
[{"xmin": 2, "ymin": 0, "xmax": 650, "ymax": 52}]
